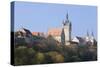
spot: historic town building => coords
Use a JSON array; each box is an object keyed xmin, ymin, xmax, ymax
[
  {"xmin": 61, "ymin": 13, "xmax": 71, "ymax": 45},
  {"xmin": 48, "ymin": 13, "xmax": 71, "ymax": 45},
  {"xmin": 15, "ymin": 13, "xmax": 96, "ymax": 46}
]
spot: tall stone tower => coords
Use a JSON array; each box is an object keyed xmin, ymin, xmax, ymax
[{"xmin": 61, "ymin": 13, "xmax": 71, "ymax": 45}]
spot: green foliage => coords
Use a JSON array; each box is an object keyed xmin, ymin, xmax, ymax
[
  {"xmin": 78, "ymin": 44, "xmax": 97, "ymax": 61},
  {"xmin": 33, "ymin": 52, "xmax": 45, "ymax": 64},
  {"xmin": 14, "ymin": 46, "xmax": 36, "ymax": 65},
  {"xmin": 46, "ymin": 51, "xmax": 64, "ymax": 63},
  {"xmin": 14, "ymin": 34, "xmax": 97, "ymax": 65}
]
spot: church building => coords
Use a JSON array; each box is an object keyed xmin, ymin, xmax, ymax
[{"xmin": 47, "ymin": 13, "xmax": 72, "ymax": 45}]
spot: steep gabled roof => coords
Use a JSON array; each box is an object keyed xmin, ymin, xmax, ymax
[
  {"xmin": 22, "ymin": 28, "xmax": 32, "ymax": 35},
  {"xmin": 76, "ymin": 36, "xmax": 85, "ymax": 42},
  {"xmin": 47, "ymin": 28, "xmax": 62, "ymax": 36}
]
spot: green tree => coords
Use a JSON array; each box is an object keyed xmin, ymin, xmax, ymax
[
  {"xmin": 33, "ymin": 52, "xmax": 45, "ymax": 64},
  {"xmin": 45, "ymin": 51, "xmax": 64, "ymax": 63},
  {"xmin": 14, "ymin": 46, "xmax": 36, "ymax": 65}
]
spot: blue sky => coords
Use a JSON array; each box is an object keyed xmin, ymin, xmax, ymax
[{"xmin": 13, "ymin": 1, "xmax": 97, "ymax": 39}]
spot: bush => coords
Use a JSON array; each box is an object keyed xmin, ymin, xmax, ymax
[
  {"xmin": 46, "ymin": 51, "xmax": 64, "ymax": 63},
  {"xmin": 14, "ymin": 46, "xmax": 36, "ymax": 65},
  {"xmin": 33, "ymin": 52, "xmax": 45, "ymax": 64}
]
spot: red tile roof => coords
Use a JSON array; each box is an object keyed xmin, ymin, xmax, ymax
[
  {"xmin": 48, "ymin": 28, "xmax": 62, "ymax": 36},
  {"xmin": 32, "ymin": 32, "xmax": 44, "ymax": 36},
  {"xmin": 32, "ymin": 32, "xmax": 39, "ymax": 36}
]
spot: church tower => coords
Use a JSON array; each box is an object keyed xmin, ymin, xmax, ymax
[{"xmin": 61, "ymin": 13, "xmax": 72, "ymax": 45}]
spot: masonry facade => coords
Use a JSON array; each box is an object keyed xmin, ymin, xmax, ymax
[{"xmin": 48, "ymin": 13, "xmax": 72, "ymax": 45}]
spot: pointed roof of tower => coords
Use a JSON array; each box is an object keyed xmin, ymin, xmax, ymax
[
  {"xmin": 90, "ymin": 30, "xmax": 95, "ymax": 40},
  {"xmin": 63, "ymin": 12, "xmax": 70, "ymax": 26},
  {"xmin": 91, "ymin": 31, "xmax": 94, "ymax": 37},
  {"xmin": 66, "ymin": 12, "xmax": 69, "ymax": 21},
  {"xmin": 65, "ymin": 12, "xmax": 69, "ymax": 23},
  {"xmin": 87, "ymin": 30, "xmax": 89, "ymax": 36}
]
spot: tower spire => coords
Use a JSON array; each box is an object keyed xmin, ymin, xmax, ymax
[
  {"xmin": 87, "ymin": 30, "xmax": 89, "ymax": 36},
  {"xmin": 63, "ymin": 12, "xmax": 70, "ymax": 26},
  {"xmin": 61, "ymin": 12, "xmax": 71, "ymax": 45},
  {"xmin": 66, "ymin": 12, "xmax": 69, "ymax": 20},
  {"xmin": 91, "ymin": 31, "xmax": 94, "ymax": 37}
]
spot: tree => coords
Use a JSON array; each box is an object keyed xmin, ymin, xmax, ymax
[
  {"xmin": 45, "ymin": 51, "xmax": 64, "ymax": 63},
  {"xmin": 33, "ymin": 52, "xmax": 45, "ymax": 64},
  {"xmin": 14, "ymin": 46, "xmax": 36, "ymax": 65}
]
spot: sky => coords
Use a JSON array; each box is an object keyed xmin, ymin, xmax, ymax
[{"xmin": 13, "ymin": 1, "xmax": 97, "ymax": 39}]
